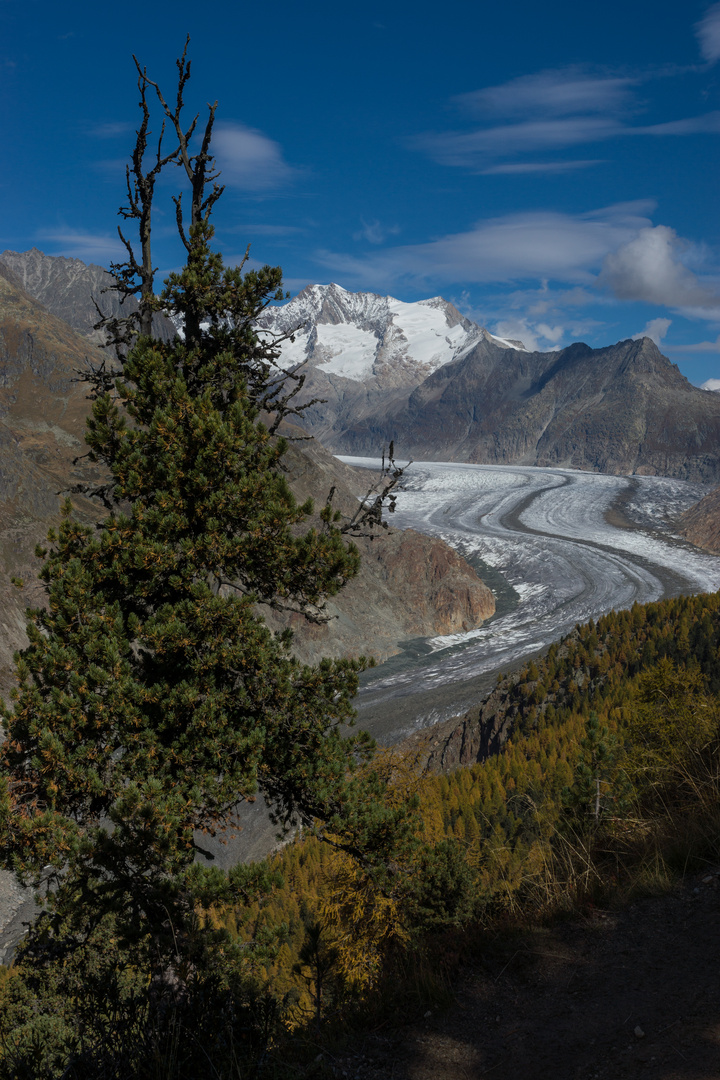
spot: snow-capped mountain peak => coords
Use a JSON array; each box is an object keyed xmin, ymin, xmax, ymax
[{"xmin": 258, "ymin": 284, "xmax": 525, "ymax": 388}]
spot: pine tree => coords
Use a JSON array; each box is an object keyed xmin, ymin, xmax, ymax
[
  {"xmin": 561, "ymin": 712, "xmax": 631, "ymax": 830},
  {"xmin": 0, "ymin": 43, "xmax": 406, "ymax": 955}
]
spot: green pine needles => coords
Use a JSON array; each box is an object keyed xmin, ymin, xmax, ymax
[{"xmin": 0, "ymin": 47, "xmax": 402, "ymax": 957}]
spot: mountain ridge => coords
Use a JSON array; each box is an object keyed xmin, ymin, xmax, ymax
[
  {"xmin": 6, "ymin": 255, "xmax": 719, "ymax": 483},
  {"xmin": 313, "ymin": 331, "xmax": 720, "ymax": 483},
  {"xmin": 256, "ymin": 283, "xmax": 720, "ymax": 483},
  {"xmin": 0, "ymin": 248, "xmax": 175, "ymax": 344}
]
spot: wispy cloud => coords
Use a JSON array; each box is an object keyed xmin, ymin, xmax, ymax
[
  {"xmin": 491, "ymin": 317, "xmax": 566, "ymax": 352},
  {"xmin": 480, "ymin": 160, "xmax": 604, "ymax": 175},
  {"xmin": 35, "ymin": 229, "xmax": 125, "ymax": 264},
  {"xmin": 316, "ymin": 201, "xmax": 656, "ymax": 290},
  {"xmin": 635, "ymin": 112, "xmax": 720, "ymax": 135},
  {"xmin": 353, "ymin": 219, "xmax": 401, "ymax": 245},
  {"xmin": 669, "ymin": 335, "xmax": 720, "ymax": 354},
  {"xmin": 410, "ymin": 67, "xmax": 720, "ymax": 174},
  {"xmin": 454, "ymin": 70, "xmax": 637, "ymax": 119},
  {"xmin": 89, "ymin": 121, "xmax": 135, "ymax": 139},
  {"xmin": 696, "ymin": 3, "xmax": 720, "ymax": 62},
  {"xmin": 227, "ymin": 223, "xmax": 304, "ymax": 237},
  {"xmin": 212, "ymin": 121, "xmax": 298, "ymax": 191},
  {"xmin": 411, "ymin": 115, "xmax": 622, "ymax": 168},
  {"xmin": 450, "ymin": 284, "xmax": 608, "ymax": 351}
]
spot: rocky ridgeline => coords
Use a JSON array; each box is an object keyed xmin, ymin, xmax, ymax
[
  {"xmin": 332, "ymin": 335, "xmax": 720, "ymax": 484},
  {"xmin": 260, "ymin": 284, "xmax": 720, "ymax": 484},
  {"xmin": 0, "ymin": 248, "xmax": 175, "ymax": 345},
  {"xmin": 258, "ymin": 282, "xmax": 515, "ymax": 389},
  {"xmin": 8, "ymin": 258, "xmax": 720, "ymax": 485},
  {"xmin": 257, "ymin": 283, "xmax": 523, "ymax": 443}
]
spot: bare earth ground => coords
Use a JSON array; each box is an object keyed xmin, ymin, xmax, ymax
[{"xmin": 327, "ymin": 867, "xmax": 720, "ymax": 1080}]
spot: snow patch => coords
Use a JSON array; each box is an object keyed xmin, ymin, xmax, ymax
[
  {"xmin": 315, "ymin": 323, "xmax": 379, "ymax": 380},
  {"xmin": 258, "ymin": 284, "xmax": 491, "ymax": 386}
]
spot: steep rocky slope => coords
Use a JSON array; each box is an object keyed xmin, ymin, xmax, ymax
[
  {"xmin": 0, "ymin": 269, "xmax": 494, "ymax": 691},
  {"xmin": 258, "ymin": 284, "xmax": 720, "ymax": 483},
  {"xmin": 259, "ymin": 282, "xmax": 521, "ymax": 388},
  {"xmin": 260, "ymin": 431, "xmax": 495, "ymax": 664},
  {"xmin": 0, "ymin": 263, "xmax": 104, "ymax": 688},
  {"xmin": 678, "ymin": 485, "xmax": 720, "ymax": 553},
  {"xmin": 257, "ymin": 283, "xmax": 523, "ymax": 444},
  {"xmin": 11, "ymin": 260, "xmax": 716, "ymax": 485},
  {"xmin": 0, "ymin": 248, "xmax": 175, "ymax": 344},
  {"xmin": 333, "ymin": 335, "xmax": 720, "ymax": 483}
]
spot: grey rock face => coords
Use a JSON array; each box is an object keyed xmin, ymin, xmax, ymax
[
  {"xmin": 257, "ymin": 283, "xmax": 525, "ymax": 445},
  {"xmin": 678, "ymin": 485, "xmax": 720, "ymax": 553},
  {"xmin": 326, "ymin": 334, "xmax": 720, "ymax": 484},
  {"xmin": 0, "ymin": 248, "xmax": 175, "ymax": 344}
]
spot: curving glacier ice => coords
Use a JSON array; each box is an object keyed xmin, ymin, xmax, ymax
[{"xmin": 341, "ymin": 459, "xmax": 720, "ymax": 744}]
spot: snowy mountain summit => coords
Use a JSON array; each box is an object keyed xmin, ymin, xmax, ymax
[{"xmin": 259, "ymin": 283, "xmax": 525, "ymax": 390}]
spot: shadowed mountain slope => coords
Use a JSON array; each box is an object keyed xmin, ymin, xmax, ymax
[
  {"xmin": 330, "ymin": 335, "xmax": 720, "ymax": 482},
  {"xmin": 0, "ymin": 262, "xmax": 103, "ymax": 687}
]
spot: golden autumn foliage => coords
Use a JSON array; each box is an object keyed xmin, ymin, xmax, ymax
[{"xmin": 210, "ymin": 591, "xmax": 720, "ymax": 1018}]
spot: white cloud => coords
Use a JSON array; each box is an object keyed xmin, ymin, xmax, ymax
[
  {"xmin": 491, "ymin": 317, "xmax": 565, "ymax": 352},
  {"xmin": 480, "ymin": 160, "xmax": 604, "ymax": 175},
  {"xmin": 451, "ymin": 284, "xmax": 605, "ymax": 347},
  {"xmin": 668, "ymin": 334, "xmax": 720, "ymax": 353},
  {"xmin": 697, "ymin": 3, "xmax": 720, "ymax": 62},
  {"xmin": 600, "ymin": 226, "xmax": 718, "ymax": 307},
  {"xmin": 229, "ymin": 223, "xmax": 304, "ymax": 237},
  {"xmin": 635, "ymin": 112, "xmax": 720, "ymax": 135},
  {"xmin": 454, "ymin": 70, "xmax": 637, "ymax": 119},
  {"xmin": 411, "ymin": 67, "xmax": 720, "ymax": 173},
  {"xmin": 492, "ymin": 318, "xmax": 539, "ymax": 351},
  {"xmin": 414, "ymin": 112, "xmax": 720, "ymax": 171},
  {"xmin": 536, "ymin": 323, "xmax": 565, "ymax": 343},
  {"xmin": 353, "ymin": 219, "xmax": 401, "ymax": 245},
  {"xmin": 525, "ymin": 285, "xmax": 600, "ymax": 315},
  {"xmin": 315, "ymin": 202, "xmax": 655, "ymax": 289},
  {"xmin": 632, "ymin": 317, "xmax": 672, "ymax": 345},
  {"xmin": 212, "ymin": 121, "xmax": 297, "ymax": 190},
  {"xmin": 412, "ymin": 117, "xmax": 621, "ymax": 168},
  {"xmin": 36, "ymin": 229, "xmax": 125, "ymax": 263},
  {"xmin": 89, "ymin": 121, "xmax": 134, "ymax": 139}
]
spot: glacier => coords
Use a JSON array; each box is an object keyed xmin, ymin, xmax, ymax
[{"xmin": 341, "ymin": 459, "xmax": 720, "ymax": 744}]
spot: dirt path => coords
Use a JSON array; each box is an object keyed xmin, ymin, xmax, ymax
[{"xmin": 331, "ymin": 867, "xmax": 720, "ymax": 1080}]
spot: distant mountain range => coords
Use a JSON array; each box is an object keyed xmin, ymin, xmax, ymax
[
  {"xmin": 260, "ymin": 282, "xmax": 524, "ymax": 387},
  {"xmin": 259, "ymin": 284, "xmax": 720, "ymax": 484},
  {"xmin": 5, "ymin": 248, "xmax": 720, "ymax": 486}
]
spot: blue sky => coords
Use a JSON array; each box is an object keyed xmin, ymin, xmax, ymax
[{"xmin": 2, "ymin": 0, "xmax": 720, "ymax": 384}]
